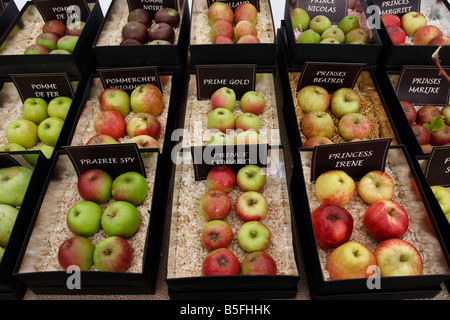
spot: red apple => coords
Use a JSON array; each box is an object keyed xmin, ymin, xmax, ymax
[
  {"xmin": 126, "ymin": 112, "xmax": 161, "ymax": 140},
  {"xmin": 411, "ymin": 123, "xmax": 431, "ymax": 145},
  {"xmin": 400, "ymin": 101, "xmax": 417, "ymax": 124},
  {"xmin": 421, "ymin": 144, "xmax": 433, "ymax": 153},
  {"xmin": 198, "ymin": 189, "xmax": 231, "ymax": 220},
  {"xmin": 86, "ymin": 134, "xmax": 118, "ymax": 145},
  {"xmin": 386, "ymin": 25, "xmax": 406, "ymax": 45},
  {"xmin": 206, "ymin": 165, "xmax": 236, "ymax": 192},
  {"xmin": 201, "ymin": 220, "xmax": 233, "ymax": 251},
  {"xmin": 210, "ymin": 19, "xmax": 234, "ymax": 42},
  {"xmin": 413, "ymin": 25, "xmax": 443, "ymax": 45},
  {"xmin": 311, "ymin": 203, "xmax": 354, "ymax": 249},
  {"xmin": 241, "ymin": 251, "xmax": 277, "ymax": 275},
  {"xmin": 77, "ymin": 168, "xmax": 113, "ymax": 204},
  {"xmin": 207, "ymin": 2, "xmax": 234, "ymax": 26},
  {"xmin": 374, "ymin": 238, "xmax": 423, "ymax": 276},
  {"xmin": 42, "ymin": 19, "xmax": 66, "ymax": 38},
  {"xmin": 213, "ymin": 35, "xmax": 234, "ymax": 44},
  {"xmin": 202, "ymin": 248, "xmax": 240, "ymax": 276},
  {"xmin": 303, "ymin": 136, "xmax": 333, "ymax": 147},
  {"xmin": 417, "ymin": 105, "xmax": 441, "ymax": 124},
  {"xmin": 58, "ymin": 236, "xmax": 95, "ymax": 271},
  {"xmin": 381, "ymin": 14, "xmax": 401, "ymax": 27},
  {"xmin": 430, "ymin": 125, "xmax": 450, "ymax": 146},
  {"xmin": 234, "ymin": 20, "xmax": 257, "ymax": 42},
  {"xmin": 237, "ymin": 35, "xmax": 260, "ymax": 43},
  {"xmin": 363, "ymin": 200, "xmax": 409, "ymax": 241},
  {"xmin": 130, "ymin": 83, "xmax": 164, "ymax": 116},
  {"xmin": 429, "ymin": 36, "xmax": 450, "ymax": 46},
  {"xmin": 234, "ymin": 2, "xmax": 258, "ymax": 25},
  {"xmin": 94, "ymin": 110, "xmax": 126, "ymax": 140},
  {"xmin": 338, "ymin": 113, "xmax": 372, "ymax": 141}
]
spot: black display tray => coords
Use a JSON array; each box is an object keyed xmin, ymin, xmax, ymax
[{"xmin": 0, "ymin": 1, "xmax": 19, "ymax": 40}]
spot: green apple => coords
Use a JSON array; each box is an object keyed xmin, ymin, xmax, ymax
[
  {"xmin": 0, "ymin": 204, "xmax": 18, "ymax": 246},
  {"xmin": 298, "ymin": 29, "xmax": 321, "ymax": 43},
  {"xmin": 309, "ymin": 15, "xmax": 331, "ymax": 35},
  {"xmin": 235, "ymin": 113, "xmax": 261, "ymax": 133},
  {"xmin": 345, "ymin": 28, "xmax": 370, "ymax": 44},
  {"xmin": 0, "ymin": 143, "xmax": 26, "ymax": 152},
  {"xmin": 236, "ymin": 164, "xmax": 266, "ymax": 192},
  {"xmin": 330, "ymin": 87, "xmax": 361, "ymax": 118},
  {"xmin": 401, "ymin": 11, "xmax": 427, "ymax": 36},
  {"xmin": 338, "ymin": 15, "xmax": 360, "ymax": 34},
  {"xmin": 36, "ymin": 32, "xmax": 59, "ymax": 51},
  {"xmin": 321, "ymin": 27, "xmax": 345, "ymax": 43},
  {"xmin": 207, "ymin": 108, "xmax": 235, "ymax": 134},
  {"xmin": 0, "ymin": 247, "xmax": 4, "ymax": 262},
  {"xmin": 37, "ymin": 116, "xmax": 64, "ymax": 146},
  {"xmin": 0, "ymin": 166, "xmax": 33, "ymax": 207},
  {"xmin": 291, "ymin": 7, "xmax": 310, "ymax": 31},
  {"xmin": 22, "ymin": 97, "xmax": 48, "ymax": 124},
  {"xmin": 6, "ymin": 119, "xmax": 39, "ymax": 149},
  {"xmin": 56, "ymin": 35, "xmax": 78, "ymax": 53},
  {"xmin": 99, "ymin": 88, "xmax": 131, "ymax": 117},
  {"xmin": 93, "ymin": 236, "xmax": 133, "ymax": 272},
  {"xmin": 47, "ymin": 96, "xmax": 72, "ymax": 120},
  {"xmin": 206, "ymin": 132, "xmax": 234, "ymax": 146},
  {"xmin": 320, "ymin": 38, "xmax": 340, "ymax": 44},
  {"xmin": 57, "ymin": 236, "xmax": 95, "ymax": 271},
  {"xmin": 101, "ymin": 201, "xmax": 141, "ymax": 238},
  {"xmin": 431, "ymin": 185, "xmax": 450, "ymax": 214},
  {"xmin": 50, "ymin": 49, "xmax": 71, "ymax": 54},
  {"xmin": 66, "ymin": 201, "xmax": 103, "ymax": 237},
  {"xmin": 23, "ymin": 145, "xmax": 54, "ymax": 165},
  {"xmin": 237, "ymin": 221, "xmax": 271, "ymax": 252},
  {"xmin": 111, "ymin": 171, "xmax": 148, "ymax": 206}
]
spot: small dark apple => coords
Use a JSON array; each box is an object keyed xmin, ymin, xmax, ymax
[
  {"xmin": 400, "ymin": 101, "xmax": 417, "ymax": 124},
  {"xmin": 417, "ymin": 105, "xmax": 441, "ymax": 125},
  {"xmin": 411, "ymin": 123, "xmax": 430, "ymax": 145},
  {"xmin": 154, "ymin": 7, "xmax": 180, "ymax": 28},
  {"xmin": 122, "ymin": 21, "xmax": 148, "ymax": 44},
  {"xmin": 66, "ymin": 21, "xmax": 86, "ymax": 36},
  {"xmin": 120, "ymin": 38, "xmax": 143, "ymax": 45},
  {"xmin": 148, "ymin": 22, "xmax": 175, "ymax": 44},
  {"xmin": 149, "ymin": 40, "xmax": 172, "ymax": 45},
  {"xmin": 127, "ymin": 8, "xmax": 152, "ymax": 27},
  {"xmin": 430, "ymin": 125, "xmax": 450, "ymax": 146},
  {"xmin": 42, "ymin": 19, "xmax": 66, "ymax": 38}
]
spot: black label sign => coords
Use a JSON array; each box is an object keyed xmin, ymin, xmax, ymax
[
  {"xmin": 195, "ymin": 65, "xmax": 256, "ymax": 100},
  {"xmin": 425, "ymin": 146, "xmax": 450, "ymax": 187},
  {"xmin": 297, "ymin": 62, "xmax": 365, "ymax": 93},
  {"xmin": 10, "ymin": 73, "xmax": 75, "ymax": 103},
  {"xmin": 0, "ymin": 154, "xmax": 21, "ymax": 169},
  {"xmin": 309, "ymin": 139, "xmax": 391, "ymax": 182},
  {"xmin": 64, "ymin": 144, "xmax": 147, "ymax": 178},
  {"xmin": 32, "ymin": 0, "xmax": 90, "ymax": 23},
  {"xmin": 372, "ymin": 0, "xmax": 420, "ymax": 16},
  {"xmin": 126, "ymin": 0, "xmax": 178, "ymax": 17},
  {"xmin": 97, "ymin": 67, "xmax": 162, "ymax": 94},
  {"xmin": 295, "ymin": 0, "xmax": 348, "ymax": 24},
  {"xmin": 207, "ymin": 0, "xmax": 260, "ymax": 11},
  {"xmin": 396, "ymin": 66, "xmax": 450, "ymax": 106},
  {"xmin": 191, "ymin": 144, "xmax": 268, "ymax": 180}
]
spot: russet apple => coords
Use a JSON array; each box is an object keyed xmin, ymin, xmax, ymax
[
  {"xmin": 330, "ymin": 87, "xmax": 361, "ymax": 118},
  {"xmin": 202, "ymin": 248, "xmax": 240, "ymax": 276},
  {"xmin": 315, "ymin": 170, "xmax": 355, "ymax": 206},
  {"xmin": 236, "ymin": 164, "xmax": 266, "ymax": 192},
  {"xmin": 93, "ymin": 236, "xmax": 133, "ymax": 272},
  {"xmin": 386, "ymin": 25, "xmax": 406, "ymax": 45},
  {"xmin": 301, "ymin": 111, "xmax": 335, "ymax": 139},
  {"xmin": 58, "ymin": 236, "xmax": 95, "ymax": 271},
  {"xmin": 290, "ymin": 7, "xmax": 310, "ymax": 31},
  {"xmin": 235, "ymin": 2, "xmax": 258, "ymax": 25},
  {"xmin": 210, "ymin": 87, "xmax": 236, "ymax": 111},
  {"xmin": 154, "ymin": 7, "xmax": 180, "ymax": 28},
  {"xmin": 357, "ymin": 170, "xmax": 395, "ymax": 204},
  {"xmin": 94, "ymin": 110, "xmax": 126, "ymax": 140},
  {"xmin": 374, "ymin": 238, "xmax": 423, "ymax": 276},
  {"xmin": 411, "ymin": 123, "xmax": 430, "ymax": 145},
  {"xmin": 237, "ymin": 221, "xmax": 271, "ymax": 252},
  {"xmin": 130, "ymin": 83, "xmax": 164, "ymax": 116},
  {"xmin": 201, "ymin": 220, "xmax": 233, "ymax": 251},
  {"xmin": 67, "ymin": 201, "xmax": 103, "ymax": 237},
  {"xmin": 241, "ymin": 251, "xmax": 277, "ymax": 275},
  {"xmin": 99, "ymin": 87, "xmax": 131, "ymax": 117},
  {"xmin": 401, "ymin": 11, "xmax": 427, "ymax": 36},
  {"xmin": 126, "ymin": 112, "xmax": 161, "ymax": 140},
  {"xmin": 111, "ymin": 171, "xmax": 148, "ymax": 206},
  {"xmin": 199, "ymin": 189, "xmax": 232, "ymax": 220},
  {"xmin": 400, "ymin": 101, "xmax": 417, "ymax": 124},
  {"xmin": 234, "ymin": 20, "xmax": 257, "ymax": 42},
  {"xmin": 240, "ymin": 91, "xmax": 266, "ymax": 115},
  {"xmin": 297, "ymin": 85, "xmax": 330, "ymax": 113},
  {"xmin": 77, "ymin": 168, "xmax": 113, "ymax": 204},
  {"xmin": 235, "ymin": 191, "xmax": 269, "ymax": 221},
  {"xmin": 338, "ymin": 112, "xmax": 372, "ymax": 141},
  {"xmin": 206, "ymin": 165, "xmax": 236, "ymax": 192},
  {"xmin": 413, "ymin": 25, "xmax": 442, "ymax": 45},
  {"xmin": 101, "ymin": 201, "xmax": 141, "ymax": 238},
  {"xmin": 207, "ymin": 2, "xmax": 234, "ymax": 26},
  {"xmin": 303, "ymin": 136, "xmax": 333, "ymax": 147},
  {"xmin": 0, "ymin": 166, "xmax": 33, "ymax": 206},
  {"xmin": 122, "ymin": 21, "xmax": 148, "ymax": 44}
]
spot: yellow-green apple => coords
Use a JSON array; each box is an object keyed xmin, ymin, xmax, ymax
[
  {"xmin": 58, "ymin": 236, "xmax": 95, "ymax": 271},
  {"xmin": 0, "ymin": 166, "xmax": 33, "ymax": 206},
  {"xmin": 155, "ymin": 7, "xmax": 180, "ymax": 28},
  {"xmin": 126, "ymin": 112, "xmax": 161, "ymax": 140},
  {"xmin": 0, "ymin": 143, "xmax": 26, "ymax": 152},
  {"xmin": 330, "ymin": 88, "xmax": 361, "ymax": 118},
  {"xmin": 235, "ymin": 2, "xmax": 258, "ymax": 25},
  {"xmin": 66, "ymin": 21, "xmax": 86, "ymax": 36},
  {"xmin": 441, "ymin": 105, "xmax": 450, "ymax": 125},
  {"xmin": 303, "ymin": 136, "xmax": 333, "ymax": 147},
  {"xmin": 320, "ymin": 38, "xmax": 340, "ymax": 44},
  {"xmin": 101, "ymin": 201, "xmax": 141, "ymax": 238},
  {"xmin": 202, "ymin": 248, "xmax": 240, "ymax": 276},
  {"xmin": 234, "ymin": 130, "xmax": 261, "ymax": 145},
  {"xmin": 381, "ymin": 14, "xmax": 401, "ymax": 27},
  {"xmin": 297, "ymin": 85, "xmax": 330, "ymax": 113},
  {"xmin": 374, "ymin": 238, "xmax": 423, "ymax": 276},
  {"xmin": 206, "ymin": 165, "xmax": 235, "ymax": 192},
  {"xmin": 50, "ymin": 49, "xmax": 71, "ymax": 54},
  {"xmin": 290, "ymin": 7, "xmax": 310, "ymax": 31},
  {"xmin": 309, "ymin": 15, "xmax": 331, "ymax": 34},
  {"xmin": 38, "ymin": 116, "xmax": 65, "ymax": 146},
  {"xmin": 207, "ymin": 108, "xmax": 235, "ymax": 133},
  {"xmin": 235, "ymin": 191, "xmax": 269, "ymax": 221},
  {"xmin": 42, "ymin": 19, "xmax": 66, "ymax": 37},
  {"xmin": 417, "ymin": 105, "xmax": 441, "ymax": 124},
  {"xmin": 338, "ymin": 112, "xmax": 372, "ymax": 141},
  {"xmin": 411, "ymin": 123, "xmax": 430, "ymax": 145},
  {"xmin": 386, "ymin": 25, "xmax": 406, "ymax": 45},
  {"xmin": 237, "ymin": 34, "xmax": 260, "ymax": 43},
  {"xmin": 338, "ymin": 15, "xmax": 360, "ymax": 34},
  {"xmin": 235, "ymin": 113, "xmax": 261, "ymax": 132},
  {"xmin": 99, "ymin": 87, "xmax": 131, "ymax": 117},
  {"xmin": 207, "ymin": 2, "xmax": 234, "ymax": 26},
  {"xmin": 237, "ymin": 220, "xmax": 271, "ymax": 252},
  {"xmin": 128, "ymin": 8, "xmax": 152, "ymax": 27},
  {"xmin": 321, "ymin": 27, "xmax": 345, "ymax": 43},
  {"xmin": 87, "ymin": 134, "xmax": 118, "ymax": 145},
  {"xmin": 0, "ymin": 247, "xmax": 4, "ymax": 262},
  {"xmin": 210, "ymin": 87, "xmax": 236, "ymax": 111},
  {"xmin": 430, "ymin": 36, "xmax": 450, "ymax": 46},
  {"xmin": 24, "ymin": 44, "xmax": 49, "ymax": 54},
  {"xmin": 201, "ymin": 220, "xmax": 233, "ymax": 251},
  {"xmin": 148, "ymin": 22, "xmax": 175, "ymax": 43},
  {"xmin": 413, "ymin": 25, "xmax": 442, "ymax": 45},
  {"xmin": 6, "ymin": 119, "xmax": 39, "ymax": 149},
  {"xmin": 206, "ymin": 132, "xmax": 234, "ymax": 146},
  {"xmin": 210, "ymin": 19, "xmax": 234, "ymax": 42},
  {"xmin": 77, "ymin": 168, "xmax": 113, "ymax": 204},
  {"xmin": 36, "ymin": 32, "xmax": 59, "ymax": 51},
  {"xmin": 363, "ymin": 199, "xmax": 409, "ymax": 241},
  {"xmin": 430, "ymin": 125, "xmax": 450, "ymax": 146},
  {"xmin": 94, "ymin": 110, "xmax": 126, "ymax": 141},
  {"xmin": 315, "ymin": 170, "xmax": 355, "ymax": 206},
  {"xmin": 111, "ymin": 171, "xmax": 148, "ymax": 206},
  {"xmin": 311, "ymin": 203, "xmax": 353, "ymax": 249},
  {"xmin": 240, "ymin": 91, "xmax": 266, "ymax": 115},
  {"xmin": 301, "ymin": 111, "xmax": 335, "ymax": 139},
  {"xmin": 241, "ymin": 251, "xmax": 277, "ymax": 275},
  {"xmin": 213, "ymin": 35, "xmax": 234, "ymax": 44},
  {"xmin": 0, "ymin": 204, "xmax": 18, "ymax": 246},
  {"xmin": 126, "ymin": 134, "xmax": 160, "ymax": 155},
  {"xmin": 47, "ymin": 96, "xmax": 72, "ymax": 120},
  {"xmin": 298, "ymin": 29, "xmax": 321, "ymax": 43},
  {"xmin": 236, "ymin": 164, "xmax": 266, "ymax": 192},
  {"xmin": 345, "ymin": 28, "xmax": 370, "ymax": 44},
  {"xmin": 67, "ymin": 200, "xmax": 103, "ymax": 237},
  {"xmin": 93, "ymin": 236, "xmax": 133, "ymax": 272},
  {"xmin": 130, "ymin": 83, "xmax": 164, "ymax": 116},
  {"xmin": 23, "ymin": 145, "xmax": 54, "ymax": 165},
  {"xmin": 400, "ymin": 101, "xmax": 417, "ymax": 124},
  {"xmin": 234, "ymin": 20, "xmax": 257, "ymax": 42},
  {"xmin": 22, "ymin": 97, "xmax": 48, "ymax": 125},
  {"xmin": 357, "ymin": 170, "xmax": 395, "ymax": 204},
  {"xmin": 122, "ymin": 21, "xmax": 148, "ymax": 44},
  {"xmin": 401, "ymin": 11, "xmax": 427, "ymax": 36},
  {"xmin": 431, "ymin": 185, "xmax": 450, "ymax": 214},
  {"xmin": 328, "ymin": 241, "xmax": 377, "ymax": 280},
  {"xmin": 56, "ymin": 35, "xmax": 78, "ymax": 53},
  {"xmin": 199, "ymin": 189, "xmax": 231, "ymax": 220}
]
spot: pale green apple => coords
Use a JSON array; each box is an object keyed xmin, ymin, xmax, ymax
[
  {"xmin": 0, "ymin": 143, "xmax": 26, "ymax": 152},
  {"xmin": 338, "ymin": 15, "xmax": 360, "ymax": 34},
  {"xmin": 67, "ymin": 201, "xmax": 103, "ymax": 237},
  {"xmin": 111, "ymin": 171, "xmax": 148, "ymax": 206},
  {"xmin": 321, "ymin": 27, "xmax": 345, "ymax": 43},
  {"xmin": 237, "ymin": 221, "xmax": 271, "ymax": 252},
  {"xmin": 431, "ymin": 185, "xmax": 450, "ymax": 214},
  {"xmin": 309, "ymin": 15, "xmax": 331, "ymax": 35},
  {"xmin": 0, "ymin": 204, "xmax": 18, "ymax": 247},
  {"xmin": 37, "ymin": 116, "xmax": 64, "ymax": 146},
  {"xmin": 6, "ymin": 119, "xmax": 39, "ymax": 149},
  {"xmin": 298, "ymin": 29, "xmax": 321, "ymax": 43},
  {"xmin": 47, "ymin": 96, "xmax": 72, "ymax": 120},
  {"xmin": 206, "ymin": 132, "xmax": 234, "ymax": 146},
  {"xmin": 56, "ymin": 35, "xmax": 79, "ymax": 53},
  {"xmin": 291, "ymin": 7, "xmax": 310, "ymax": 31},
  {"xmin": 0, "ymin": 166, "xmax": 33, "ymax": 207},
  {"xmin": 22, "ymin": 97, "xmax": 48, "ymax": 124},
  {"xmin": 236, "ymin": 164, "xmax": 266, "ymax": 192},
  {"xmin": 101, "ymin": 201, "xmax": 141, "ymax": 238}
]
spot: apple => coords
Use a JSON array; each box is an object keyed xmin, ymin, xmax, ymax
[
  {"xmin": 50, "ymin": 49, "xmax": 71, "ymax": 54},
  {"xmin": 37, "ymin": 117, "xmax": 64, "ymax": 146},
  {"xmin": 0, "ymin": 204, "xmax": 18, "ymax": 246},
  {"xmin": 130, "ymin": 83, "xmax": 164, "ymax": 116},
  {"xmin": 36, "ymin": 32, "xmax": 59, "ymax": 51},
  {"xmin": 56, "ymin": 35, "xmax": 79, "ymax": 53},
  {"xmin": 311, "ymin": 203, "xmax": 353, "ymax": 249},
  {"xmin": 429, "ymin": 36, "xmax": 450, "ymax": 46},
  {"xmin": 155, "ymin": 7, "xmax": 180, "ymax": 28},
  {"xmin": 417, "ymin": 105, "xmax": 441, "ymax": 124},
  {"xmin": 94, "ymin": 110, "xmax": 126, "ymax": 141},
  {"xmin": 303, "ymin": 136, "xmax": 333, "ymax": 147},
  {"xmin": 338, "ymin": 15, "xmax": 360, "ymax": 34},
  {"xmin": 320, "ymin": 38, "xmax": 340, "ymax": 44},
  {"xmin": 210, "ymin": 19, "xmax": 234, "ymax": 42},
  {"xmin": 240, "ymin": 91, "xmax": 266, "ymax": 115},
  {"xmin": 99, "ymin": 88, "xmax": 131, "ymax": 117},
  {"xmin": 235, "ymin": 191, "xmax": 269, "ymax": 221},
  {"xmin": 374, "ymin": 238, "xmax": 423, "ymax": 276},
  {"xmin": 421, "ymin": 144, "xmax": 433, "ymax": 153},
  {"xmin": 296, "ymin": 85, "xmax": 330, "ymax": 113},
  {"xmin": 345, "ymin": 28, "xmax": 370, "ymax": 44},
  {"xmin": 401, "ymin": 11, "xmax": 427, "ymax": 36},
  {"xmin": 386, "ymin": 25, "xmax": 406, "ymax": 45},
  {"xmin": 101, "ymin": 201, "xmax": 141, "ymax": 238},
  {"xmin": 441, "ymin": 105, "xmax": 450, "ymax": 126},
  {"xmin": 128, "ymin": 8, "xmax": 152, "ymax": 27},
  {"xmin": 400, "ymin": 101, "xmax": 417, "ymax": 124},
  {"xmin": 301, "ymin": 111, "xmax": 335, "ymax": 139},
  {"xmin": 22, "ymin": 145, "xmax": 53, "ymax": 165},
  {"xmin": 328, "ymin": 241, "xmax": 377, "ymax": 280},
  {"xmin": 298, "ymin": 29, "xmax": 321, "ymax": 43},
  {"xmin": 234, "ymin": 20, "xmax": 257, "ymax": 42},
  {"xmin": 363, "ymin": 200, "xmax": 409, "ymax": 241},
  {"xmin": 24, "ymin": 44, "xmax": 49, "ymax": 54},
  {"xmin": 206, "ymin": 165, "xmax": 235, "ymax": 192},
  {"xmin": 381, "ymin": 14, "xmax": 401, "ymax": 27},
  {"xmin": 291, "ymin": 7, "xmax": 310, "ymax": 31},
  {"xmin": 66, "ymin": 21, "xmax": 86, "ymax": 36},
  {"xmin": 120, "ymin": 38, "xmax": 143, "ymax": 46},
  {"xmin": 126, "ymin": 135, "xmax": 160, "ymax": 152},
  {"xmin": 111, "ymin": 171, "xmax": 148, "ymax": 206},
  {"xmin": 237, "ymin": 221, "xmax": 270, "ymax": 252},
  {"xmin": 58, "ymin": 236, "xmax": 95, "ymax": 271},
  {"xmin": 67, "ymin": 201, "xmax": 103, "ymax": 237},
  {"xmin": 122, "ymin": 21, "xmax": 148, "ymax": 44},
  {"xmin": 42, "ymin": 19, "xmax": 66, "ymax": 37},
  {"xmin": 309, "ymin": 15, "xmax": 331, "ymax": 34},
  {"xmin": 321, "ymin": 27, "xmax": 345, "ymax": 43},
  {"xmin": 0, "ymin": 143, "xmax": 26, "ymax": 152},
  {"xmin": 210, "ymin": 87, "xmax": 236, "ymax": 111},
  {"xmin": 411, "ymin": 123, "xmax": 431, "ymax": 145},
  {"xmin": 93, "ymin": 236, "xmax": 133, "ymax": 272},
  {"xmin": 22, "ymin": 97, "xmax": 48, "ymax": 125},
  {"xmin": 430, "ymin": 185, "xmax": 450, "ymax": 214},
  {"xmin": 202, "ymin": 248, "xmax": 240, "ymax": 276},
  {"xmin": 338, "ymin": 113, "xmax": 372, "ymax": 141},
  {"xmin": 235, "ymin": 2, "xmax": 258, "ymax": 25},
  {"xmin": 235, "ymin": 113, "xmax": 261, "ymax": 133},
  {"xmin": 126, "ymin": 112, "xmax": 161, "ymax": 140},
  {"xmin": 206, "ymin": 132, "xmax": 234, "ymax": 146},
  {"xmin": 357, "ymin": 170, "xmax": 395, "ymax": 205},
  {"xmin": 0, "ymin": 166, "xmax": 33, "ymax": 206},
  {"xmin": 47, "ymin": 96, "xmax": 72, "ymax": 120},
  {"xmin": 148, "ymin": 22, "xmax": 175, "ymax": 44},
  {"xmin": 6, "ymin": 119, "xmax": 39, "ymax": 149},
  {"xmin": 213, "ymin": 35, "xmax": 234, "ymax": 44},
  {"xmin": 315, "ymin": 170, "xmax": 355, "ymax": 206},
  {"xmin": 237, "ymin": 35, "xmax": 260, "ymax": 43},
  {"xmin": 330, "ymin": 88, "xmax": 361, "ymax": 118},
  {"xmin": 87, "ymin": 134, "xmax": 118, "ymax": 145},
  {"xmin": 207, "ymin": 108, "xmax": 235, "ymax": 133},
  {"xmin": 199, "ymin": 189, "xmax": 231, "ymax": 220},
  {"xmin": 201, "ymin": 220, "xmax": 233, "ymax": 251},
  {"xmin": 431, "ymin": 125, "xmax": 450, "ymax": 146},
  {"xmin": 241, "ymin": 251, "xmax": 277, "ymax": 275},
  {"xmin": 77, "ymin": 168, "xmax": 112, "ymax": 204},
  {"xmin": 207, "ymin": 2, "xmax": 234, "ymax": 26},
  {"xmin": 413, "ymin": 25, "xmax": 442, "ymax": 45},
  {"xmin": 236, "ymin": 164, "xmax": 266, "ymax": 192},
  {"xmin": 234, "ymin": 130, "xmax": 261, "ymax": 145}
]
